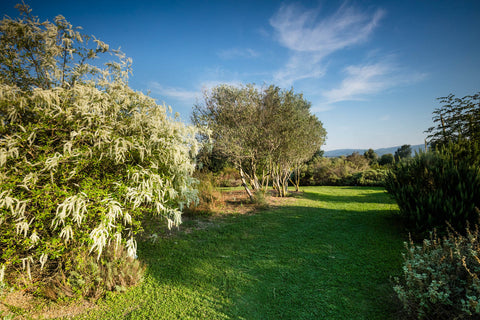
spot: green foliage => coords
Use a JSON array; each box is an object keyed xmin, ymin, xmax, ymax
[
  {"xmin": 344, "ymin": 169, "xmax": 388, "ymax": 187},
  {"xmin": 0, "ymin": 4, "xmax": 199, "ymax": 292},
  {"xmin": 395, "ymin": 224, "xmax": 480, "ymax": 319},
  {"xmin": 299, "ymin": 154, "xmax": 386, "ymax": 186},
  {"xmin": 394, "ymin": 144, "xmax": 412, "ymax": 162},
  {"xmin": 364, "ymin": 148, "xmax": 378, "ymax": 165},
  {"xmin": 193, "ymin": 84, "xmax": 326, "ymax": 198},
  {"xmin": 184, "ymin": 171, "xmax": 220, "ymax": 216},
  {"xmin": 42, "ymin": 244, "xmax": 144, "ymax": 300},
  {"xmin": 214, "ymin": 166, "xmax": 241, "ymax": 188},
  {"xmin": 379, "ymin": 153, "xmax": 394, "ymax": 166},
  {"xmin": 251, "ymin": 191, "xmax": 269, "ymax": 210},
  {"xmin": 385, "ymin": 145, "xmax": 480, "ymax": 234},
  {"xmin": 425, "ymin": 92, "xmax": 480, "ymax": 148}
]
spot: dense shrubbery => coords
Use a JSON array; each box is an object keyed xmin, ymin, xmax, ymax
[
  {"xmin": 299, "ymin": 153, "xmax": 387, "ymax": 186},
  {"xmin": 344, "ymin": 169, "xmax": 388, "ymax": 186},
  {"xmin": 385, "ymin": 143, "xmax": 480, "ymax": 234},
  {"xmin": 392, "ymin": 92, "xmax": 480, "ymax": 319},
  {"xmin": 395, "ymin": 224, "xmax": 480, "ymax": 319},
  {"xmin": 0, "ymin": 4, "xmax": 199, "ymax": 295}
]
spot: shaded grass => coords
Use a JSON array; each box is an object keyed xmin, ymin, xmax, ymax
[{"xmin": 77, "ymin": 186, "xmax": 405, "ymax": 319}]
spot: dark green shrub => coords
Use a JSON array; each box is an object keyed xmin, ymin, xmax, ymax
[
  {"xmin": 379, "ymin": 153, "xmax": 394, "ymax": 166},
  {"xmin": 385, "ymin": 147, "xmax": 480, "ymax": 234},
  {"xmin": 395, "ymin": 223, "xmax": 480, "ymax": 319},
  {"xmin": 343, "ymin": 169, "xmax": 387, "ymax": 186}
]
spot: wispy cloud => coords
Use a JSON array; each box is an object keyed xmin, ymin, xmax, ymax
[
  {"xmin": 218, "ymin": 48, "xmax": 259, "ymax": 60},
  {"xmin": 322, "ymin": 60, "xmax": 427, "ymax": 103},
  {"xmin": 269, "ymin": 3, "xmax": 385, "ymax": 86},
  {"xmin": 149, "ymin": 82, "xmax": 200, "ymax": 103}
]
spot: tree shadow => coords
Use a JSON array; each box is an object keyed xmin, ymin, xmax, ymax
[
  {"xmin": 300, "ymin": 187, "xmax": 396, "ymax": 205},
  {"xmin": 123, "ymin": 190, "xmax": 407, "ymax": 320}
]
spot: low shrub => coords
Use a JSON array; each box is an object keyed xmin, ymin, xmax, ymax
[
  {"xmin": 42, "ymin": 244, "xmax": 144, "ymax": 300},
  {"xmin": 385, "ymin": 148, "xmax": 480, "ymax": 234},
  {"xmin": 215, "ymin": 166, "xmax": 241, "ymax": 187},
  {"xmin": 394, "ymin": 221, "xmax": 480, "ymax": 319},
  {"xmin": 251, "ymin": 191, "xmax": 269, "ymax": 210},
  {"xmin": 184, "ymin": 172, "xmax": 221, "ymax": 216}
]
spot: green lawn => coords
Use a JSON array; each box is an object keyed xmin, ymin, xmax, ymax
[{"xmin": 78, "ymin": 186, "xmax": 405, "ymax": 320}]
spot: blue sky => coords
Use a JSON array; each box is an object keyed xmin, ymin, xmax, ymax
[{"xmin": 2, "ymin": 0, "xmax": 479, "ymax": 150}]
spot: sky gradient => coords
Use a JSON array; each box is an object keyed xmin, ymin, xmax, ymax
[{"xmin": 1, "ymin": 0, "xmax": 479, "ymax": 150}]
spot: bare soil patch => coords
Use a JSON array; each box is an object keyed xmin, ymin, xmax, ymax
[{"xmin": 0, "ymin": 289, "xmax": 95, "ymax": 319}]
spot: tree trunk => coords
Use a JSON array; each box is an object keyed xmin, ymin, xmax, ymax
[{"xmin": 239, "ymin": 167, "xmax": 254, "ymax": 200}]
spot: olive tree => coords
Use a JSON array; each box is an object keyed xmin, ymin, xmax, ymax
[
  {"xmin": 193, "ymin": 84, "xmax": 326, "ymax": 198},
  {"xmin": 0, "ymin": 4, "xmax": 200, "ymax": 290}
]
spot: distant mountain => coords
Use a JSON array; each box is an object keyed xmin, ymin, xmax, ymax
[{"xmin": 324, "ymin": 144, "xmax": 425, "ymax": 158}]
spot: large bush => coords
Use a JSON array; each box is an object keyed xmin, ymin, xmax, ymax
[
  {"xmin": 385, "ymin": 144, "xmax": 480, "ymax": 234},
  {"xmin": 395, "ymin": 224, "xmax": 480, "ymax": 319},
  {"xmin": 0, "ymin": 4, "xmax": 199, "ymax": 293}
]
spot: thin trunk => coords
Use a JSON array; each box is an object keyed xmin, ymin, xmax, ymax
[{"xmin": 239, "ymin": 167, "xmax": 254, "ymax": 200}]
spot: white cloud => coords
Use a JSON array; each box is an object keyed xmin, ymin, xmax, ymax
[
  {"xmin": 269, "ymin": 3, "xmax": 385, "ymax": 86},
  {"xmin": 149, "ymin": 82, "xmax": 200, "ymax": 102},
  {"xmin": 323, "ymin": 62, "xmax": 392, "ymax": 103},
  {"xmin": 218, "ymin": 48, "xmax": 259, "ymax": 60},
  {"xmin": 322, "ymin": 60, "xmax": 427, "ymax": 103}
]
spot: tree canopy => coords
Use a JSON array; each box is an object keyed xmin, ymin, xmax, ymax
[
  {"xmin": 193, "ymin": 84, "xmax": 326, "ymax": 197},
  {"xmin": 394, "ymin": 144, "xmax": 412, "ymax": 162},
  {"xmin": 425, "ymin": 92, "xmax": 480, "ymax": 148}
]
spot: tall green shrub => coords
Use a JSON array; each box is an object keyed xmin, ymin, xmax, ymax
[{"xmin": 385, "ymin": 145, "xmax": 480, "ymax": 234}]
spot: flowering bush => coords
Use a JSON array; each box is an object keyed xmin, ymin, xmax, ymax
[{"xmin": 0, "ymin": 4, "xmax": 200, "ymax": 293}]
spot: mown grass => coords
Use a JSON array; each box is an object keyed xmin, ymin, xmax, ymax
[{"xmin": 77, "ymin": 186, "xmax": 405, "ymax": 319}]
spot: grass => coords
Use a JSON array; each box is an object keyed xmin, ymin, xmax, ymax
[{"xmin": 76, "ymin": 186, "xmax": 405, "ymax": 319}]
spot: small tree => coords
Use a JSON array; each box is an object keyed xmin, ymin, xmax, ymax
[
  {"xmin": 394, "ymin": 144, "xmax": 412, "ymax": 162},
  {"xmin": 425, "ymin": 92, "xmax": 480, "ymax": 148},
  {"xmin": 193, "ymin": 84, "xmax": 326, "ymax": 198},
  {"xmin": 379, "ymin": 153, "xmax": 394, "ymax": 166},
  {"xmin": 346, "ymin": 152, "xmax": 369, "ymax": 171},
  {"xmin": 363, "ymin": 148, "xmax": 378, "ymax": 165}
]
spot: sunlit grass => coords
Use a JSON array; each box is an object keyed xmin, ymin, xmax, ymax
[{"xmin": 78, "ymin": 186, "xmax": 405, "ymax": 319}]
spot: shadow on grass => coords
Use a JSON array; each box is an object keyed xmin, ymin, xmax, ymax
[
  {"xmin": 84, "ymin": 187, "xmax": 406, "ymax": 320},
  {"xmin": 301, "ymin": 187, "xmax": 395, "ymax": 205},
  {"xmin": 136, "ymin": 190, "xmax": 404, "ymax": 319}
]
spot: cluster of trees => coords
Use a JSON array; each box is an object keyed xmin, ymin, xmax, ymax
[
  {"xmin": 193, "ymin": 84, "xmax": 327, "ymax": 197},
  {"xmin": 0, "ymin": 4, "xmax": 200, "ymax": 296}
]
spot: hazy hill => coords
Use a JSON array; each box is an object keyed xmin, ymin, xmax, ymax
[{"xmin": 324, "ymin": 144, "xmax": 425, "ymax": 158}]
